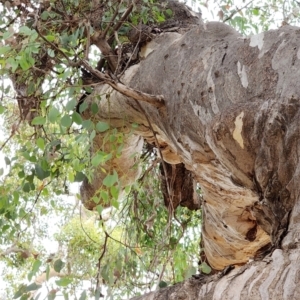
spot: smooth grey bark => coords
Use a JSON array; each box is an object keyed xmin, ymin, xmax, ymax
[{"xmin": 82, "ymin": 21, "xmax": 300, "ymax": 299}]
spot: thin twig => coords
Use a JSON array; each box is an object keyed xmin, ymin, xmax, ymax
[
  {"xmin": 84, "ymin": 21, "xmax": 91, "ymax": 60},
  {"xmin": 107, "ymin": 4, "xmax": 134, "ymax": 44},
  {"xmin": 79, "ymin": 205, "xmax": 100, "ymax": 244},
  {"xmin": 114, "ymin": 31, "xmax": 122, "ymax": 75},
  {"xmin": 102, "ymin": 1, "xmax": 122, "ymax": 38},
  {"xmin": 34, "ymin": 24, "xmax": 81, "ymax": 67},
  {"xmin": 223, "ymin": 0, "xmax": 255, "ymax": 22},
  {"xmin": 118, "ymin": 39, "xmax": 140, "ymax": 78},
  {"xmin": 0, "ymin": 119, "xmax": 21, "ymax": 151},
  {"xmin": 96, "ymin": 231, "xmax": 108, "ymax": 288}
]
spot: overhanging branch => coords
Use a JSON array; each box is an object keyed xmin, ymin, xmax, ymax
[{"xmin": 81, "ymin": 60, "xmax": 165, "ymax": 108}]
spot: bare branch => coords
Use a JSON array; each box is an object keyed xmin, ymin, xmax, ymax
[
  {"xmin": 223, "ymin": 0, "xmax": 255, "ymax": 22},
  {"xmin": 81, "ymin": 60, "xmax": 165, "ymax": 108},
  {"xmin": 107, "ymin": 3, "xmax": 134, "ymax": 45},
  {"xmin": 102, "ymin": 1, "xmax": 122, "ymax": 38}
]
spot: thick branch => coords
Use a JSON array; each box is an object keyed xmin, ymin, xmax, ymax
[
  {"xmin": 81, "ymin": 60, "xmax": 165, "ymax": 108},
  {"xmin": 91, "ymin": 32, "xmax": 119, "ymax": 72}
]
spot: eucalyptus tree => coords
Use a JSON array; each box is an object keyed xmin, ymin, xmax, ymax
[{"xmin": 1, "ymin": 0, "xmax": 300, "ymax": 299}]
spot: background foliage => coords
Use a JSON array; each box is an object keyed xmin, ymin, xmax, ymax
[{"xmin": 0, "ymin": 0, "xmax": 299, "ymax": 299}]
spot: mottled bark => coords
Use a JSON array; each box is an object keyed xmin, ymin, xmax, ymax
[
  {"xmin": 130, "ymin": 248, "xmax": 300, "ymax": 300},
  {"xmin": 82, "ymin": 19, "xmax": 300, "ymax": 299}
]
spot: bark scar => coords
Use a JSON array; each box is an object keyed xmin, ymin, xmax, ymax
[{"xmin": 232, "ymin": 111, "xmax": 244, "ymax": 149}]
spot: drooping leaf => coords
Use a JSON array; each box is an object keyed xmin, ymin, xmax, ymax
[
  {"xmin": 72, "ymin": 112, "xmax": 82, "ymax": 125},
  {"xmin": 103, "ymin": 170, "xmax": 118, "ymax": 187},
  {"xmin": 53, "ymin": 259, "xmax": 65, "ymax": 273},
  {"xmin": 36, "ymin": 138, "xmax": 45, "ymax": 150},
  {"xmin": 79, "ymin": 291, "xmax": 87, "ymax": 300},
  {"xmin": 31, "ymin": 116, "xmax": 46, "ymax": 125},
  {"xmin": 35, "ymin": 164, "xmax": 50, "ymax": 180},
  {"xmin": 60, "ymin": 115, "xmax": 72, "ymax": 127},
  {"xmin": 48, "ymin": 107, "xmax": 60, "ymax": 124},
  {"xmin": 65, "ymin": 99, "xmax": 77, "ymax": 111},
  {"xmin": 199, "ymin": 262, "xmax": 211, "ymax": 274},
  {"xmin": 26, "ymin": 283, "xmax": 42, "ymax": 292},
  {"xmin": 96, "ymin": 121, "xmax": 110, "ymax": 132},
  {"xmin": 55, "ymin": 277, "xmax": 72, "ymax": 287}
]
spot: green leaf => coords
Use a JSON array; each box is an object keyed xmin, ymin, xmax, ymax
[
  {"xmin": 72, "ymin": 112, "xmax": 82, "ymax": 125},
  {"xmin": 166, "ymin": 8, "xmax": 173, "ymax": 16},
  {"xmin": 19, "ymin": 57, "xmax": 31, "ymax": 70},
  {"xmin": 0, "ymin": 105, "xmax": 6, "ymax": 114},
  {"xmin": 32, "ymin": 259, "xmax": 42, "ymax": 275},
  {"xmin": 26, "ymin": 283, "xmax": 41, "ymax": 292},
  {"xmin": 23, "ymin": 182, "xmax": 31, "ymax": 193},
  {"xmin": 19, "ymin": 26, "xmax": 33, "ymax": 36},
  {"xmin": 79, "ymin": 291, "xmax": 87, "ymax": 300},
  {"xmin": 31, "ymin": 116, "xmax": 46, "ymax": 125},
  {"xmin": 4, "ymin": 156, "xmax": 10, "ymax": 165},
  {"xmin": 60, "ymin": 115, "xmax": 72, "ymax": 127},
  {"xmin": 199, "ymin": 262, "xmax": 211, "ymax": 274},
  {"xmin": 100, "ymin": 190, "xmax": 108, "ymax": 202},
  {"xmin": 35, "ymin": 164, "xmax": 50, "ymax": 180},
  {"xmin": 13, "ymin": 284, "xmax": 26, "ymax": 299},
  {"xmin": 66, "ymin": 99, "xmax": 77, "ymax": 111},
  {"xmin": 45, "ymin": 35, "xmax": 55, "ymax": 42},
  {"xmin": 68, "ymin": 171, "xmax": 74, "ymax": 182},
  {"xmin": 62, "ymin": 292, "xmax": 69, "ymax": 300},
  {"xmin": 95, "ymin": 288, "xmax": 102, "ymax": 300},
  {"xmin": 158, "ymin": 281, "xmax": 168, "ymax": 288},
  {"xmin": 91, "ymin": 102, "xmax": 99, "ymax": 114},
  {"xmin": 74, "ymin": 172, "xmax": 86, "ymax": 182},
  {"xmin": 55, "ymin": 277, "xmax": 72, "ymax": 287},
  {"xmin": 110, "ymin": 185, "xmax": 119, "ymax": 199},
  {"xmin": 96, "ymin": 121, "xmax": 110, "ymax": 132},
  {"xmin": 252, "ymin": 8, "xmax": 259, "ymax": 16},
  {"xmin": 103, "ymin": 170, "xmax": 118, "ymax": 187},
  {"xmin": 47, "ymin": 49, "xmax": 55, "ymax": 58},
  {"xmin": 41, "ymin": 11, "xmax": 50, "ymax": 20},
  {"xmin": 79, "ymin": 101, "xmax": 88, "ymax": 113},
  {"xmin": 184, "ymin": 265, "xmax": 197, "ymax": 279},
  {"xmin": 48, "ymin": 107, "xmax": 60, "ymax": 123},
  {"xmin": 96, "ymin": 205, "xmax": 103, "ymax": 215},
  {"xmin": 6, "ymin": 57, "xmax": 19, "ymax": 72},
  {"xmin": 91, "ymin": 152, "xmax": 111, "ymax": 167},
  {"xmin": 3, "ymin": 31, "xmax": 14, "ymax": 40},
  {"xmin": 0, "ymin": 45, "xmax": 11, "ymax": 55},
  {"xmin": 82, "ymin": 119, "xmax": 94, "ymax": 130},
  {"xmin": 53, "ymin": 259, "xmax": 65, "ymax": 273},
  {"xmin": 36, "ymin": 138, "xmax": 45, "ymax": 150},
  {"xmin": 47, "ymin": 292, "xmax": 56, "ymax": 300}
]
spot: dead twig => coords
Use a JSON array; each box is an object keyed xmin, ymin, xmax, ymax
[{"xmin": 223, "ymin": 0, "xmax": 255, "ymax": 22}]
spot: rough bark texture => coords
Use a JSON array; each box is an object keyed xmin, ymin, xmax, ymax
[
  {"xmin": 81, "ymin": 20, "xmax": 300, "ymax": 299},
  {"xmin": 130, "ymin": 249, "xmax": 300, "ymax": 300}
]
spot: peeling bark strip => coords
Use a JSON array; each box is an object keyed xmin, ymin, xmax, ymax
[{"xmin": 82, "ymin": 18, "xmax": 300, "ymax": 299}]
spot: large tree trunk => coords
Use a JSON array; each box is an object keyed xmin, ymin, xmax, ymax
[{"xmin": 82, "ymin": 20, "xmax": 300, "ymax": 299}]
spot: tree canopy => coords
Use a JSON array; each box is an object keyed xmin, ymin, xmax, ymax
[{"xmin": 0, "ymin": 0, "xmax": 300, "ymax": 299}]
